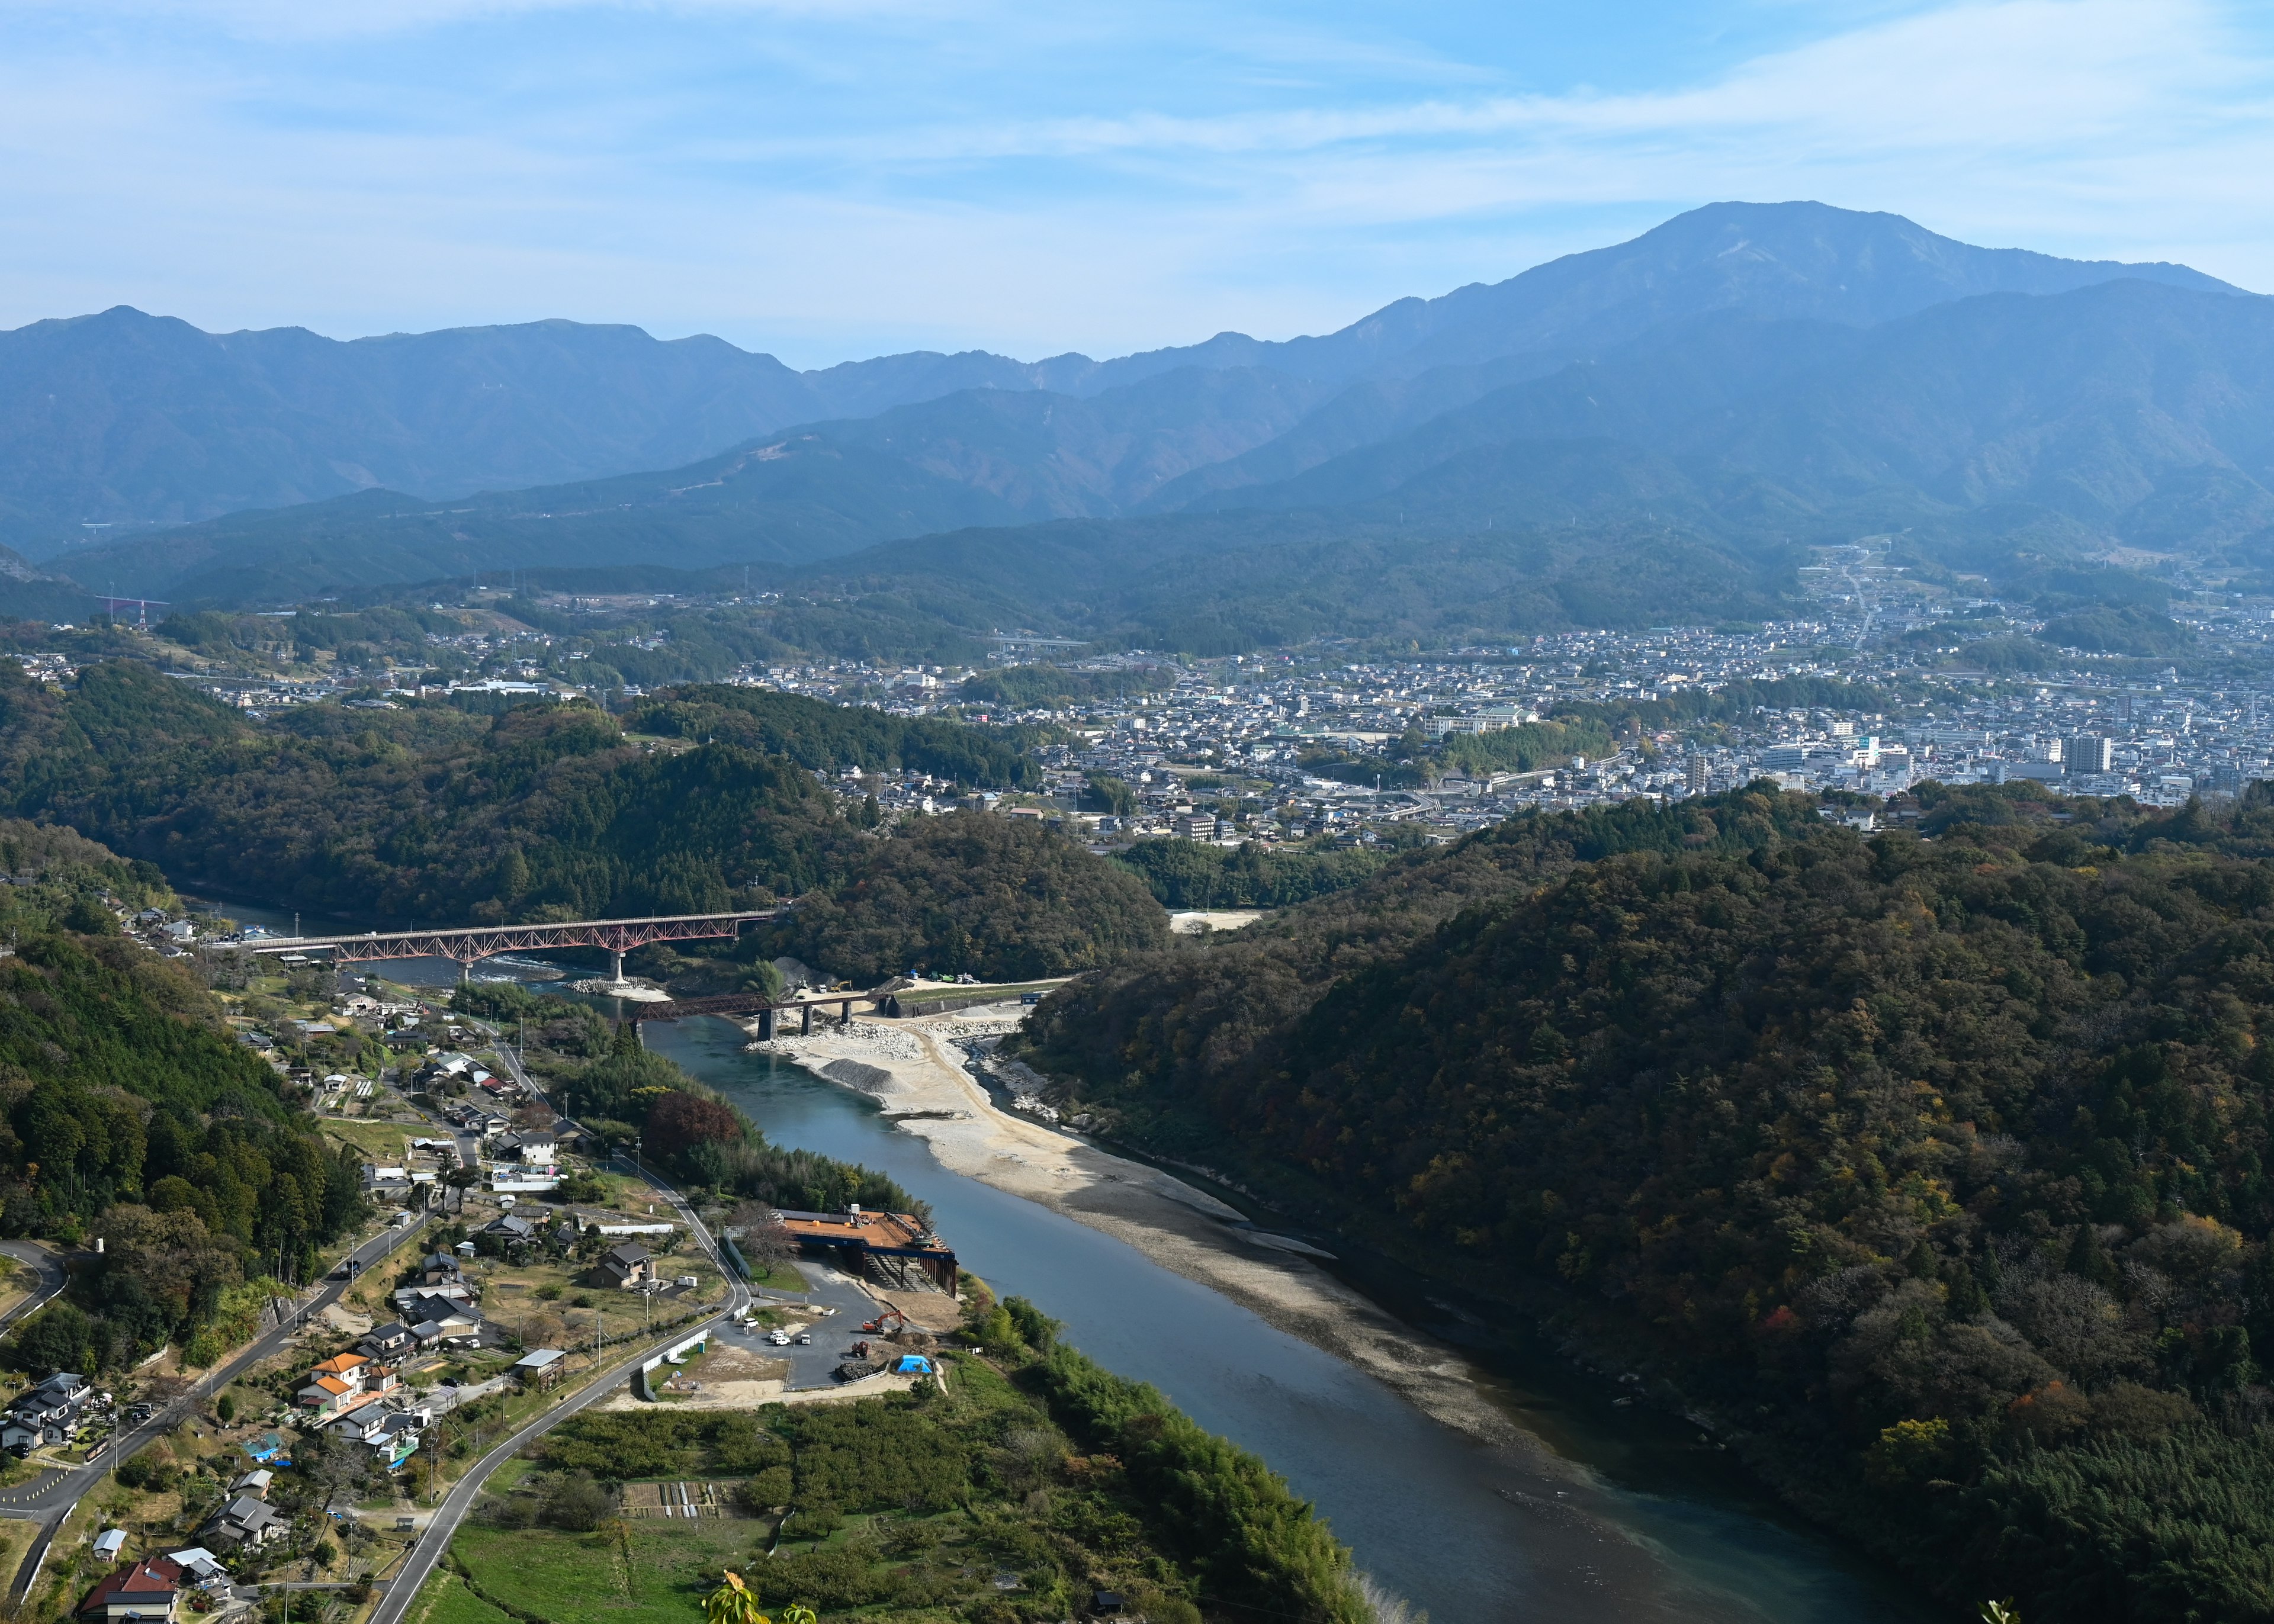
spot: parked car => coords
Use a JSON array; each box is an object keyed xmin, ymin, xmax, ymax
[
  {"xmin": 794, "ymin": 1333, "xmax": 812, "ymax": 1345},
  {"xmin": 766, "ymin": 1329, "xmax": 791, "ymax": 1346}
]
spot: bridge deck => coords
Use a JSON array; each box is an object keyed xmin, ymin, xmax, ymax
[{"xmin": 235, "ymin": 910, "xmax": 779, "ymax": 966}]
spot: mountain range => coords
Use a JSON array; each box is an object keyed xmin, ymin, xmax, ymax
[{"xmin": 8, "ymin": 200, "xmax": 2269, "ymax": 619}]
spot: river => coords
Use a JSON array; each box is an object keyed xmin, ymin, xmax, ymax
[{"xmin": 194, "ymin": 892, "xmax": 1942, "ymax": 1622}]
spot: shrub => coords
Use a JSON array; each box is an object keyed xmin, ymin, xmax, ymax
[{"xmin": 539, "ymin": 1471, "xmax": 612, "ymax": 1531}]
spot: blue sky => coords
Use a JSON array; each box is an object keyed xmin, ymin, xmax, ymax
[{"xmin": 2, "ymin": 0, "xmax": 2271, "ymax": 366}]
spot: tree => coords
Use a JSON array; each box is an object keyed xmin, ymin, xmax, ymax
[
  {"xmin": 444, "ymin": 1166, "xmax": 481, "ymax": 1213},
  {"xmin": 538, "ymin": 1470, "xmax": 611, "ymax": 1531},
  {"xmin": 644, "ymin": 1091, "xmax": 745, "ymax": 1165}
]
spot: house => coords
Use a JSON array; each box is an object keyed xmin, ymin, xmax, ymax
[
  {"xmin": 202, "ymin": 1496, "xmax": 289, "ymax": 1549},
  {"xmin": 92, "ymin": 1530, "xmax": 127, "ymax": 1560},
  {"xmin": 325, "ymin": 1403, "xmax": 429, "ymax": 1467},
  {"xmin": 295, "ymin": 1351, "xmax": 395, "ymax": 1419},
  {"xmin": 409, "ymin": 1311, "xmax": 481, "ymax": 1351},
  {"xmin": 598, "ymin": 1242, "xmax": 654, "ymax": 1289},
  {"xmin": 484, "ymin": 1214, "xmax": 538, "ymax": 1244},
  {"xmin": 510, "ymin": 1349, "xmax": 567, "ymax": 1391},
  {"xmin": 414, "ymin": 1251, "xmax": 463, "ymax": 1287},
  {"xmin": 358, "ymin": 1323, "xmax": 415, "ymax": 1360},
  {"xmin": 79, "ymin": 1556, "xmax": 183, "ymax": 1623},
  {"xmin": 163, "ymin": 1551, "xmax": 229, "ymax": 1587},
  {"xmin": 310, "ymin": 1352, "xmax": 370, "ymax": 1387},
  {"xmin": 228, "ymin": 1469, "xmax": 272, "ymax": 1499},
  {"xmin": 7, "ymin": 1372, "xmax": 95, "ymax": 1453},
  {"xmin": 294, "ymin": 1374, "xmax": 359, "ymax": 1420},
  {"xmin": 393, "ymin": 1284, "xmax": 476, "ymax": 1321},
  {"xmin": 495, "ymin": 1130, "xmax": 556, "ymax": 1166}
]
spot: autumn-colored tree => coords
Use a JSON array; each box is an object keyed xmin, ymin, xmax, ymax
[{"xmin": 644, "ymin": 1090, "xmax": 745, "ymax": 1163}]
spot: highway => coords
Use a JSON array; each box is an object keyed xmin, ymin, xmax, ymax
[
  {"xmin": 366, "ymin": 1156, "xmax": 747, "ymax": 1624},
  {"xmin": 1, "ymin": 1214, "xmax": 439, "ymax": 1599}
]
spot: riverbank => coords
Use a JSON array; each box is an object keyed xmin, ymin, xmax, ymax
[{"xmin": 747, "ymin": 1004, "xmax": 1553, "ymax": 1463}]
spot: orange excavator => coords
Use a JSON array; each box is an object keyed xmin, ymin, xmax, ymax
[{"xmin": 860, "ymin": 1308, "xmax": 905, "ymax": 1334}]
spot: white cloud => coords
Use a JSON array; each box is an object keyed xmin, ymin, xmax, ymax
[{"xmin": 0, "ymin": 0, "xmax": 2268, "ymax": 362}]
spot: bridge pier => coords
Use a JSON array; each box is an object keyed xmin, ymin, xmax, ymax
[
  {"xmin": 611, "ymin": 950, "xmax": 626, "ymax": 984},
  {"xmin": 801, "ymin": 1004, "xmax": 812, "ymax": 1036},
  {"xmin": 841, "ymin": 998, "xmax": 854, "ymax": 1026},
  {"xmin": 757, "ymin": 1008, "xmax": 776, "ymax": 1040}
]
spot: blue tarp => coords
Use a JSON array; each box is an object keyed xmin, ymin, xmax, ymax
[
  {"xmin": 894, "ymin": 1355, "xmax": 933, "ymax": 1374},
  {"xmin": 243, "ymin": 1432, "xmax": 292, "ymax": 1465}
]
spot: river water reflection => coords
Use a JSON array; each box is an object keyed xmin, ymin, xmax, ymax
[{"xmin": 197, "ymin": 892, "xmax": 1941, "ymax": 1622}]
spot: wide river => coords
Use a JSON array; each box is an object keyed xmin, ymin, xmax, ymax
[{"xmin": 198, "ymin": 896, "xmax": 1945, "ymax": 1623}]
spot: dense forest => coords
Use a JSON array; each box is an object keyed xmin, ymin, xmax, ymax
[
  {"xmin": 0, "ymin": 663, "xmax": 1157, "ymax": 980},
  {"xmin": 770, "ymin": 812, "xmax": 1168, "ymax": 984},
  {"xmin": 1110, "ymin": 836, "xmax": 1398, "ymax": 910},
  {"xmin": 1019, "ymin": 783, "xmax": 2274, "ymax": 1619},
  {"xmin": 0, "ymin": 820, "xmax": 365, "ymax": 1375}
]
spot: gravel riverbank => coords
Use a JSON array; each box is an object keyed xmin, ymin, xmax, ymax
[{"xmin": 746, "ymin": 1004, "xmax": 1549, "ymax": 1461}]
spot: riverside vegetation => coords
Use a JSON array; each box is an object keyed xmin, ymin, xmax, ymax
[
  {"xmin": 444, "ymin": 1288, "xmax": 1366, "ymax": 1624},
  {"xmin": 1020, "ymin": 782, "xmax": 2274, "ymax": 1621}
]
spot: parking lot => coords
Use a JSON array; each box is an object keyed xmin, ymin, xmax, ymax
[{"xmin": 729, "ymin": 1259, "xmax": 898, "ymax": 1388}]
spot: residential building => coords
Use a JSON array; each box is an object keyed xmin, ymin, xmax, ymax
[
  {"xmin": 325, "ymin": 1402, "xmax": 430, "ymax": 1468},
  {"xmin": 201, "ymin": 1497, "xmax": 289, "ymax": 1549},
  {"xmin": 2064, "ymin": 734, "xmax": 2115, "ymax": 774},
  {"xmin": 511, "ymin": 1349, "xmax": 567, "ymax": 1390},
  {"xmin": 5, "ymin": 1372, "xmax": 95, "ymax": 1453},
  {"xmin": 79, "ymin": 1557, "xmax": 183, "ymax": 1623},
  {"xmin": 599, "ymin": 1242, "xmax": 656, "ymax": 1289}
]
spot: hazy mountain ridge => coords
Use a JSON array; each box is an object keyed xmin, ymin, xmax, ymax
[
  {"xmin": 17, "ymin": 201, "xmax": 2271, "ymax": 610},
  {"xmin": 5, "ymin": 201, "xmax": 2243, "ymax": 558}
]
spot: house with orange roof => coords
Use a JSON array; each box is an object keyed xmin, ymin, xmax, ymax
[{"xmin": 294, "ymin": 1351, "xmax": 396, "ymax": 1419}]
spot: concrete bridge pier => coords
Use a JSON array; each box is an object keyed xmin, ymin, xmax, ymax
[
  {"xmin": 801, "ymin": 1004, "xmax": 813, "ymax": 1035},
  {"xmin": 611, "ymin": 949, "xmax": 627, "ymax": 983},
  {"xmin": 756, "ymin": 1008, "xmax": 776, "ymax": 1040}
]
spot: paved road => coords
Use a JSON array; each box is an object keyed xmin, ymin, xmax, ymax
[
  {"xmin": 0, "ymin": 1243, "xmax": 68, "ymax": 1337},
  {"xmin": 367, "ymin": 1157, "xmax": 748, "ymax": 1624},
  {"xmin": 2, "ymin": 1213, "xmax": 439, "ymax": 1599}
]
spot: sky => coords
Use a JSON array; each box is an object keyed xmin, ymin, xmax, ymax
[{"xmin": 2, "ymin": 0, "xmax": 2272, "ymax": 367}]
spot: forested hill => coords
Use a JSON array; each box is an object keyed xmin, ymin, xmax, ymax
[
  {"xmin": 0, "ymin": 662, "xmax": 1161, "ymax": 979},
  {"xmin": 1020, "ymin": 783, "xmax": 2274, "ymax": 1619},
  {"xmin": 0, "ymin": 819, "xmax": 365, "ymax": 1372}
]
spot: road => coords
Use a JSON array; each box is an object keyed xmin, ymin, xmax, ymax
[
  {"xmin": 367, "ymin": 1155, "xmax": 747, "ymax": 1624},
  {"xmin": 2, "ymin": 1214, "xmax": 439, "ymax": 1598},
  {"xmin": 0, "ymin": 1243, "xmax": 68, "ymax": 1337}
]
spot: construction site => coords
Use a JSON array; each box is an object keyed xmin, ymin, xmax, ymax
[{"xmin": 770, "ymin": 1205, "xmax": 961, "ymax": 1292}]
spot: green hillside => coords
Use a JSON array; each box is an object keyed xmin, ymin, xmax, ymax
[
  {"xmin": 0, "ymin": 821, "xmax": 365, "ymax": 1371},
  {"xmin": 0, "ymin": 662, "xmax": 1155, "ymax": 979},
  {"xmin": 1017, "ymin": 784, "xmax": 2274, "ymax": 1619}
]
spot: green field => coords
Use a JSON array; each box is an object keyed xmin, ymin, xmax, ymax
[
  {"xmin": 405, "ymin": 1569, "xmax": 519, "ymax": 1624},
  {"xmin": 447, "ymin": 1520, "xmax": 747, "ymax": 1624},
  {"xmin": 320, "ymin": 1119, "xmax": 411, "ymax": 1158},
  {"xmin": 743, "ymin": 1258, "xmax": 809, "ymax": 1292}
]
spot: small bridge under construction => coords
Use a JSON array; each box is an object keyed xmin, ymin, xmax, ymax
[{"xmin": 235, "ymin": 910, "xmax": 779, "ymax": 982}]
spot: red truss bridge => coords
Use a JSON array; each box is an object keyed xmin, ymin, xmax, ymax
[{"xmin": 235, "ymin": 910, "xmax": 780, "ymax": 980}]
